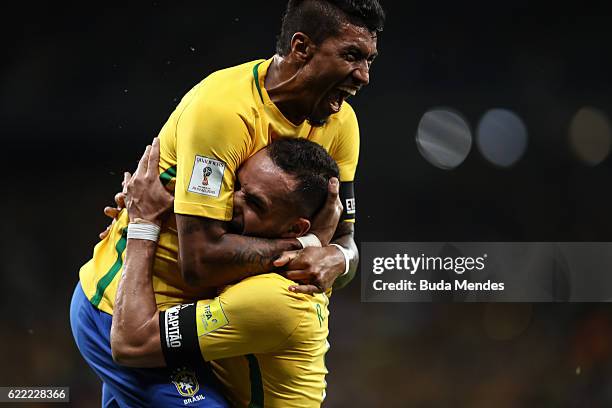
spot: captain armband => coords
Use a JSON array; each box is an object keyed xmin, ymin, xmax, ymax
[
  {"xmin": 159, "ymin": 303, "xmax": 202, "ymax": 368},
  {"xmin": 339, "ymin": 181, "xmax": 356, "ymax": 222}
]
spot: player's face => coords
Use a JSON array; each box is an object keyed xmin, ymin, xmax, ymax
[
  {"xmin": 229, "ymin": 150, "xmax": 304, "ymax": 238},
  {"xmin": 306, "ymin": 23, "xmax": 378, "ymax": 125}
]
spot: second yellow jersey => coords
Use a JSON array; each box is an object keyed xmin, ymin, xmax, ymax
[
  {"xmin": 190, "ymin": 273, "xmax": 330, "ymax": 407},
  {"xmin": 79, "ymin": 57, "xmax": 360, "ymax": 314}
]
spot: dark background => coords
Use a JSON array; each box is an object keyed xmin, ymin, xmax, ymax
[{"xmin": 3, "ymin": 1, "xmax": 612, "ymax": 406}]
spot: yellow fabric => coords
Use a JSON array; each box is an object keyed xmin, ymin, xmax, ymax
[
  {"xmin": 79, "ymin": 57, "xmax": 359, "ymax": 314},
  {"xmin": 199, "ymin": 274, "xmax": 329, "ymax": 408}
]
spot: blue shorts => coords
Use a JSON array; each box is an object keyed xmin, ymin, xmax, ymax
[{"xmin": 70, "ymin": 282, "xmax": 228, "ymax": 408}]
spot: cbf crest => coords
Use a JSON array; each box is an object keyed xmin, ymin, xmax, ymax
[{"xmin": 171, "ymin": 367, "xmax": 199, "ymax": 397}]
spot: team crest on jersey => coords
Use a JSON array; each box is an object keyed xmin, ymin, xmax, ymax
[
  {"xmin": 196, "ymin": 297, "xmax": 229, "ymax": 336},
  {"xmin": 171, "ymin": 367, "xmax": 200, "ymax": 397},
  {"xmin": 188, "ymin": 155, "xmax": 225, "ymax": 197}
]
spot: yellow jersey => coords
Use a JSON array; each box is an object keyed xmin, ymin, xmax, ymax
[
  {"xmin": 79, "ymin": 58, "xmax": 359, "ymax": 314},
  {"xmin": 159, "ymin": 273, "xmax": 330, "ymax": 407}
]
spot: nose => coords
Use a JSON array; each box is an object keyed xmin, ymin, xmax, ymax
[
  {"xmin": 233, "ymin": 189, "xmax": 245, "ymax": 211},
  {"xmin": 231, "ymin": 191, "xmax": 244, "ymax": 230},
  {"xmin": 352, "ymin": 62, "xmax": 370, "ymax": 86}
]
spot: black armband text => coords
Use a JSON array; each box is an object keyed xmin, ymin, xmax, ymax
[
  {"xmin": 340, "ymin": 181, "xmax": 356, "ymax": 221},
  {"xmin": 159, "ymin": 303, "xmax": 202, "ymax": 368}
]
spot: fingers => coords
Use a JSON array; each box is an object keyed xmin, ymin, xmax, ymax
[
  {"xmin": 99, "ymin": 226, "xmax": 111, "ymax": 240},
  {"xmin": 133, "ymin": 145, "xmax": 151, "ymax": 179},
  {"xmin": 104, "ymin": 206, "xmax": 120, "ymax": 219},
  {"xmin": 147, "ymin": 137, "xmax": 161, "ymax": 178},
  {"xmin": 114, "ymin": 191, "xmax": 126, "ymax": 209},
  {"xmin": 121, "ymin": 172, "xmax": 131, "ymax": 193},
  {"xmin": 309, "ymin": 177, "xmax": 343, "ymax": 245},
  {"xmin": 284, "ymin": 270, "xmax": 310, "ymax": 281},
  {"xmin": 288, "ymin": 284, "xmax": 321, "ymax": 295},
  {"xmin": 329, "ymin": 178, "xmax": 342, "ymax": 216},
  {"xmin": 327, "ymin": 177, "xmax": 339, "ymax": 202},
  {"xmin": 122, "ymin": 172, "xmax": 131, "ymax": 187},
  {"xmin": 273, "ymin": 250, "xmax": 301, "ymax": 267},
  {"xmin": 100, "ymin": 207, "xmax": 119, "ymax": 239}
]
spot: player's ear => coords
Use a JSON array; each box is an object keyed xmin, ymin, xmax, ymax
[
  {"xmin": 282, "ymin": 218, "xmax": 311, "ymax": 238},
  {"xmin": 290, "ymin": 32, "xmax": 315, "ymax": 62}
]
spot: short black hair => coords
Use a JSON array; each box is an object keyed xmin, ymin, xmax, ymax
[
  {"xmin": 276, "ymin": 0, "xmax": 385, "ymax": 56},
  {"xmin": 267, "ymin": 137, "xmax": 340, "ymax": 217}
]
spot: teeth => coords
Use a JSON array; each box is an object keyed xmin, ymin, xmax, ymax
[{"xmin": 337, "ymin": 86, "xmax": 357, "ymax": 96}]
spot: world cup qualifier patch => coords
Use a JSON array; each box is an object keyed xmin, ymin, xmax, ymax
[{"xmin": 188, "ymin": 155, "xmax": 226, "ymax": 197}]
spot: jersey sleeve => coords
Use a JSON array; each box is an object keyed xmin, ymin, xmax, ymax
[
  {"xmin": 333, "ymin": 104, "xmax": 360, "ymax": 222},
  {"xmin": 196, "ymin": 275, "xmax": 306, "ymax": 361},
  {"xmin": 159, "ymin": 275, "xmax": 319, "ymax": 368},
  {"xmin": 173, "ymin": 90, "xmax": 253, "ymax": 221},
  {"xmin": 333, "ymin": 103, "xmax": 360, "ymax": 183}
]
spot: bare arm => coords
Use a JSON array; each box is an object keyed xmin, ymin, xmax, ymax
[
  {"xmin": 111, "ymin": 238, "xmax": 165, "ymax": 367},
  {"xmin": 176, "ymin": 215, "xmax": 301, "ymax": 287},
  {"xmin": 99, "ymin": 139, "xmax": 344, "ymax": 291},
  {"xmin": 177, "ymin": 177, "xmax": 343, "ymax": 288},
  {"xmin": 330, "ymin": 222, "xmax": 359, "ymax": 290},
  {"xmin": 110, "ymin": 141, "xmax": 170, "ymax": 367}
]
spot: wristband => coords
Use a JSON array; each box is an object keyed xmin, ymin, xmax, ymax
[
  {"xmin": 132, "ymin": 218, "xmax": 158, "ymax": 225},
  {"xmin": 296, "ymin": 233, "xmax": 322, "ymax": 248},
  {"xmin": 330, "ymin": 243, "xmax": 351, "ymax": 277},
  {"xmin": 127, "ymin": 222, "xmax": 161, "ymax": 242}
]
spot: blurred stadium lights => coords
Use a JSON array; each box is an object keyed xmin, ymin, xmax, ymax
[
  {"xmin": 483, "ymin": 303, "xmax": 533, "ymax": 341},
  {"xmin": 569, "ymin": 107, "xmax": 612, "ymax": 166},
  {"xmin": 476, "ymin": 108, "xmax": 528, "ymax": 168},
  {"xmin": 416, "ymin": 108, "xmax": 472, "ymax": 170}
]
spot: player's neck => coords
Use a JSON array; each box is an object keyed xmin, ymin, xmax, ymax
[{"xmin": 264, "ymin": 55, "xmax": 313, "ymax": 126}]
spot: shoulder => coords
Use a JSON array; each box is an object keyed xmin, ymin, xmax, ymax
[
  {"xmin": 179, "ymin": 59, "xmax": 264, "ymax": 122},
  {"xmin": 217, "ymin": 275, "xmax": 328, "ymax": 350},
  {"xmin": 195, "ymin": 60, "xmax": 263, "ymax": 103},
  {"xmin": 324, "ymin": 102, "xmax": 359, "ymax": 148},
  {"xmin": 333, "ymin": 101, "xmax": 358, "ymax": 128},
  {"xmin": 322, "ymin": 102, "xmax": 359, "ymax": 144},
  {"xmin": 220, "ymin": 274, "xmax": 310, "ymax": 322},
  {"xmin": 204, "ymin": 60, "xmax": 262, "ymax": 86}
]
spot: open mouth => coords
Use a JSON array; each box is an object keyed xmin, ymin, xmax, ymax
[{"xmin": 329, "ymin": 86, "xmax": 358, "ymax": 113}]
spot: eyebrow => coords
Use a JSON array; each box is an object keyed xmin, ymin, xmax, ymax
[{"xmin": 345, "ymin": 45, "xmax": 377, "ymax": 59}]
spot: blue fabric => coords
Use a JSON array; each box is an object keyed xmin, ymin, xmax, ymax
[{"xmin": 70, "ymin": 282, "xmax": 228, "ymax": 408}]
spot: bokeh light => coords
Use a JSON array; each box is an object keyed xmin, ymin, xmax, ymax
[
  {"xmin": 476, "ymin": 108, "xmax": 528, "ymax": 167},
  {"xmin": 569, "ymin": 107, "xmax": 612, "ymax": 166},
  {"xmin": 416, "ymin": 109, "xmax": 472, "ymax": 170},
  {"xmin": 483, "ymin": 303, "xmax": 532, "ymax": 341}
]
